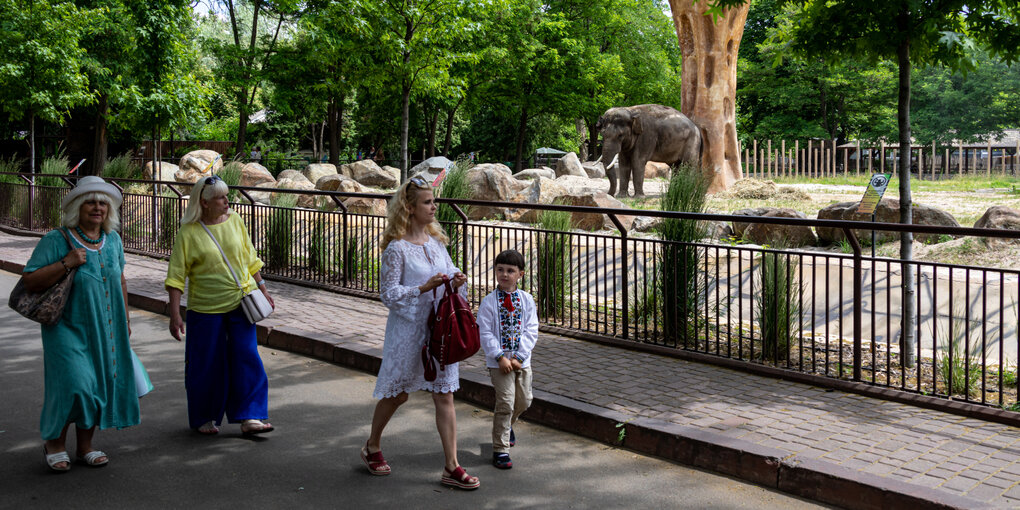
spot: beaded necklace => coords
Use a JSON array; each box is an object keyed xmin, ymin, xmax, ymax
[{"xmin": 75, "ymin": 226, "xmax": 104, "ymax": 244}]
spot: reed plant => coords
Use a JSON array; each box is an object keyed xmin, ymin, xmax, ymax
[
  {"xmin": 435, "ymin": 162, "xmax": 472, "ymax": 269},
  {"xmin": 931, "ymin": 306, "xmax": 986, "ymax": 398},
  {"xmin": 102, "ymin": 153, "xmax": 142, "ymax": 181},
  {"xmin": 657, "ymin": 163, "xmax": 709, "ymax": 345},
  {"xmin": 754, "ymin": 245, "xmax": 802, "ymax": 363},
  {"xmin": 537, "ymin": 208, "xmax": 572, "ymax": 319},
  {"xmin": 308, "ymin": 206, "xmax": 333, "ymax": 275},
  {"xmin": 157, "ymin": 191, "xmax": 181, "ymax": 251},
  {"xmin": 264, "ymin": 194, "xmax": 297, "ymax": 271},
  {"xmin": 218, "ymin": 162, "xmax": 243, "ymax": 202}
]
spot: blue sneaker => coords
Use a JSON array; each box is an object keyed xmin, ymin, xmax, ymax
[
  {"xmin": 493, "ymin": 452, "xmax": 512, "ymax": 469},
  {"xmin": 509, "ymin": 428, "xmax": 516, "ymax": 447}
]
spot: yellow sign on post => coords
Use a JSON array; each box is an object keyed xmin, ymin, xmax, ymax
[{"xmin": 857, "ymin": 173, "xmax": 892, "ymax": 214}]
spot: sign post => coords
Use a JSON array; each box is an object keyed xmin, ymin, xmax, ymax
[{"xmin": 857, "ymin": 173, "xmax": 892, "ymax": 258}]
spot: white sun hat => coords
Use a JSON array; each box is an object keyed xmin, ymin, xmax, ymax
[{"xmin": 60, "ymin": 175, "xmax": 123, "ymax": 210}]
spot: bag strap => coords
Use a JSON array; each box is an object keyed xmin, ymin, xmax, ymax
[
  {"xmin": 199, "ymin": 221, "xmax": 244, "ymax": 290},
  {"xmin": 56, "ymin": 227, "xmax": 74, "ymax": 252}
]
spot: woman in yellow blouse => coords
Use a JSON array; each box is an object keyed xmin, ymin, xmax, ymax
[{"xmin": 164, "ymin": 175, "xmax": 275, "ymax": 435}]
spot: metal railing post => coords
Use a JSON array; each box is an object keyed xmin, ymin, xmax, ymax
[
  {"xmin": 608, "ymin": 214, "xmax": 629, "ymax": 340},
  {"xmin": 451, "ymin": 204, "xmax": 469, "ymax": 273},
  {"xmin": 844, "ymin": 227, "xmax": 863, "ymax": 381},
  {"xmin": 331, "ymin": 195, "xmax": 349, "ymax": 287}
]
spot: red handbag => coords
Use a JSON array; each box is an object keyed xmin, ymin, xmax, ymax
[{"xmin": 422, "ymin": 276, "xmax": 480, "ymax": 382}]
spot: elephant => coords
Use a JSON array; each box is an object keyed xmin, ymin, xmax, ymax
[{"xmin": 595, "ymin": 104, "xmax": 702, "ymax": 198}]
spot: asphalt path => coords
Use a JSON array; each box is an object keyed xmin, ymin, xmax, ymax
[{"xmin": 0, "ymin": 270, "xmax": 828, "ymax": 509}]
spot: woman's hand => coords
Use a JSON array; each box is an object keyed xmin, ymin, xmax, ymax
[
  {"xmin": 169, "ymin": 314, "xmax": 185, "ymax": 342},
  {"xmin": 64, "ymin": 248, "xmax": 87, "ymax": 268},
  {"xmin": 263, "ymin": 288, "xmax": 275, "ymax": 310},
  {"xmin": 451, "ymin": 272, "xmax": 467, "ymax": 289},
  {"xmin": 419, "ymin": 273, "xmax": 446, "ymax": 294}
]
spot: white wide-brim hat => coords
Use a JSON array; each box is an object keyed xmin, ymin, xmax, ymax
[{"xmin": 60, "ymin": 175, "xmax": 123, "ymax": 210}]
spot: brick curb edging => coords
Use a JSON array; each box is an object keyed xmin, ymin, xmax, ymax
[{"xmin": 0, "ymin": 257, "xmax": 989, "ymax": 510}]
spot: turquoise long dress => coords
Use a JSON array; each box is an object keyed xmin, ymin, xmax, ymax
[{"xmin": 24, "ymin": 229, "xmax": 146, "ymax": 440}]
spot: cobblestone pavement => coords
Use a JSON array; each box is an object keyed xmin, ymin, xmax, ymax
[{"xmin": 2, "ymin": 229, "xmax": 1019, "ymax": 507}]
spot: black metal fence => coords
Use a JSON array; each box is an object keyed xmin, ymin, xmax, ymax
[{"xmin": 3, "ymin": 173, "xmax": 1020, "ymax": 413}]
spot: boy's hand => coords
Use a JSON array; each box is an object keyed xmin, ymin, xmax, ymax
[
  {"xmin": 498, "ymin": 356, "xmax": 513, "ymax": 374},
  {"xmin": 511, "ymin": 358, "xmax": 522, "ymax": 371}
]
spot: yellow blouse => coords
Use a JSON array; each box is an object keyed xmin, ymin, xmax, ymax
[{"xmin": 165, "ymin": 211, "xmax": 264, "ymax": 314}]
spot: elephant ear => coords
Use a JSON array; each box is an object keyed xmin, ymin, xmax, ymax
[{"xmin": 631, "ymin": 114, "xmax": 642, "ymax": 135}]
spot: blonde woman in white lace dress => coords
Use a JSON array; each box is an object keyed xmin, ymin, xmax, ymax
[{"xmin": 360, "ymin": 175, "xmax": 480, "ymax": 490}]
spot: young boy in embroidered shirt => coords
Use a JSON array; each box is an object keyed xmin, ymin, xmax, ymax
[{"xmin": 477, "ymin": 249, "xmax": 538, "ymax": 470}]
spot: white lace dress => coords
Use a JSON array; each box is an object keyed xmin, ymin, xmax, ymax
[{"xmin": 373, "ymin": 236, "xmax": 466, "ymax": 399}]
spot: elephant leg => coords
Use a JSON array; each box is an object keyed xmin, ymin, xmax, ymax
[
  {"xmin": 617, "ymin": 163, "xmax": 631, "ymax": 198},
  {"xmin": 607, "ymin": 167, "xmax": 617, "ymax": 196},
  {"xmin": 632, "ymin": 158, "xmax": 646, "ymax": 198}
]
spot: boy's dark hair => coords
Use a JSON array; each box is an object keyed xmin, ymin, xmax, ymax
[{"xmin": 494, "ymin": 249, "xmax": 526, "ymax": 270}]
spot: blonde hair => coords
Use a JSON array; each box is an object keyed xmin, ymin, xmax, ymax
[
  {"xmin": 180, "ymin": 177, "xmax": 230, "ymax": 224},
  {"xmin": 62, "ymin": 191, "xmax": 120, "ymax": 233},
  {"xmin": 381, "ymin": 179, "xmax": 448, "ymax": 250}
]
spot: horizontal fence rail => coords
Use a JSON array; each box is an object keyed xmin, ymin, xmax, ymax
[{"xmin": 3, "ymin": 172, "xmax": 1020, "ymax": 414}]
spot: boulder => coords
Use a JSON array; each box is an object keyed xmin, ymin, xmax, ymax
[
  {"xmin": 240, "ymin": 162, "xmax": 275, "ymax": 188},
  {"xmin": 719, "ymin": 179, "xmax": 810, "ymax": 200},
  {"xmin": 315, "ymin": 174, "xmax": 365, "ymax": 194},
  {"xmin": 702, "ymin": 220, "xmax": 733, "ymax": 240},
  {"xmin": 179, "ymin": 150, "xmax": 222, "ymax": 175},
  {"xmin": 174, "ymin": 167, "xmax": 210, "ymax": 186},
  {"xmin": 555, "ymin": 174, "xmax": 604, "ymax": 195},
  {"xmin": 277, "ymin": 169, "xmax": 308, "ymax": 183},
  {"xmin": 464, "ymin": 163, "xmax": 528, "ymax": 220},
  {"xmin": 555, "ymin": 152, "xmax": 587, "ymax": 178},
  {"xmin": 514, "ymin": 168, "xmax": 557, "ymax": 181},
  {"xmin": 974, "ymin": 205, "xmax": 1020, "ymax": 245},
  {"xmin": 557, "ymin": 192, "xmax": 635, "ymax": 231},
  {"xmin": 817, "ymin": 199, "xmax": 960, "ymax": 244},
  {"xmin": 633, "ymin": 216, "xmax": 662, "ymax": 233},
  {"xmin": 343, "ymin": 196, "xmax": 388, "ymax": 216},
  {"xmin": 409, "ymin": 156, "xmax": 453, "ymax": 178},
  {"xmin": 741, "ymin": 208, "xmax": 816, "ymax": 248},
  {"xmin": 581, "ymin": 161, "xmax": 606, "ymax": 179},
  {"xmin": 249, "ymin": 182, "xmax": 276, "ymax": 205},
  {"xmin": 143, "ymin": 161, "xmax": 178, "ymax": 182},
  {"xmin": 341, "ymin": 159, "xmax": 399, "ymax": 189},
  {"xmin": 273, "ymin": 177, "xmax": 319, "ymax": 209},
  {"xmin": 731, "ymin": 208, "xmax": 780, "ymax": 238},
  {"xmin": 644, "ymin": 161, "xmax": 671, "ymax": 180},
  {"xmin": 303, "ymin": 163, "xmax": 337, "ymax": 186},
  {"xmin": 506, "ymin": 177, "xmax": 571, "ymax": 223}
]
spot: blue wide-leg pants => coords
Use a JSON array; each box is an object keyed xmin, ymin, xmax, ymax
[{"xmin": 185, "ymin": 307, "xmax": 269, "ymax": 429}]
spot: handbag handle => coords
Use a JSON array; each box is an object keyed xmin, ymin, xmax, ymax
[{"xmin": 199, "ymin": 221, "xmax": 245, "ymax": 290}]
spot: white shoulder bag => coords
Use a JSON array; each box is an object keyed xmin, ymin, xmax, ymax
[{"xmin": 200, "ymin": 221, "xmax": 274, "ymax": 323}]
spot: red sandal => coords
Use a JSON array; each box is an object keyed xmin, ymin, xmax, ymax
[
  {"xmin": 360, "ymin": 444, "xmax": 391, "ymax": 476},
  {"xmin": 441, "ymin": 466, "xmax": 480, "ymax": 490}
]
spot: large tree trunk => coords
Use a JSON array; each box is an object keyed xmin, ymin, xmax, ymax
[
  {"xmin": 587, "ymin": 120, "xmax": 599, "ymax": 162},
  {"xmin": 442, "ymin": 96, "xmax": 464, "ymax": 157},
  {"xmin": 327, "ymin": 95, "xmax": 341, "ymax": 166},
  {"xmin": 92, "ymin": 93, "xmax": 109, "ymax": 176},
  {"xmin": 236, "ymin": 97, "xmax": 249, "ymax": 158},
  {"xmin": 514, "ymin": 107, "xmax": 528, "ymax": 173},
  {"xmin": 897, "ymin": 31, "xmax": 916, "ymax": 367},
  {"xmin": 668, "ymin": 1, "xmax": 747, "ymax": 193},
  {"xmin": 427, "ymin": 108, "xmax": 439, "ymax": 158},
  {"xmin": 400, "ymin": 82, "xmax": 411, "ymax": 182}
]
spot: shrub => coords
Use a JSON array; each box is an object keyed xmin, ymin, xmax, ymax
[
  {"xmin": 264, "ymin": 194, "xmax": 297, "ymax": 271},
  {"xmin": 157, "ymin": 191, "xmax": 181, "ymax": 251},
  {"xmin": 931, "ymin": 307, "xmax": 984, "ymax": 398},
  {"xmin": 754, "ymin": 245, "xmax": 803, "ymax": 363},
  {"xmin": 657, "ymin": 163, "xmax": 709, "ymax": 345},
  {"xmin": 308, "ymin": 206, "xmax": 333, "ymax": 275},
  {"xmin": 537, "ymin": 208, "xmax": 572, "ymax": 319},
  {"xmin": 218, "ymin": 162, "xmax": 243, "ymax": 202},
  {"xmin": 436, "ymin": 162, "xmax": 472, "ymax": 268},
  {"xmin": 102, "ymin": 153, "xmax": 142, "ymax": 181}
]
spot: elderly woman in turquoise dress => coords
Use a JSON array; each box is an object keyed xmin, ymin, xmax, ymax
[{"xmin": 21, "ymin": 176, "xmax": 151, "ymax": 472}]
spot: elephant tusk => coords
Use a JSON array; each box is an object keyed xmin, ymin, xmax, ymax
[{"xmin": 606, "ymin": 153, "xmax": 619, "ymax": 170}]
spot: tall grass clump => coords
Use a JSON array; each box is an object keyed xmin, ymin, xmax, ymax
[
  {"xmin": 218, "ymin": 162, "xmax": 243, "ymax": 202},
  {"xmin": 157, "ymin": 191, "xmax": 181, "ymax": 250},
  {"xmin": 102, "ymin": 153, "xmax": 142, "ymax": 181},
  {"xmin": 308, "ymin": 204, "xmax": 334, "ymax": 275},
  {"xmin": 435, "ymin": 162, "xmax": 472, "ymax": 268},
  {"xmin": 931, "ymin": 309, "xmax": 984, "ymax": 398},
  {"xmin": 657, "ymin": 163, "xmax": 709, "ymax": 345},
  {"xmin": 264, "ymin": 193, "xmax": 297, "ymax": 271},
  {"xmin": 754, "ymin": 245, "xmax": 802, "ymax": 363},
  {"xmin": 537, "ymin": 207, "xmax": 572, "ymax": 320}
]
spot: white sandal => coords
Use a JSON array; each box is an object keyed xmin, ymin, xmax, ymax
[
  {"xmin": 44, "ymin": 447, "xmax": 71, "ymax": 472},
  {"xmin": 77, "ymin": 450, "xmax": 109, "ymax": 467}
]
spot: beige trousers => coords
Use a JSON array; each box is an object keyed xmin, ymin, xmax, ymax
[{"xmin": 489, "ymin": 366, "xmax": 533, "ymax": 453}]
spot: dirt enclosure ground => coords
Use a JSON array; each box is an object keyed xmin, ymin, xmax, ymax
[{"xmin": 629, "ymin": 177, "xmax": 1020, "ymax": 270}]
